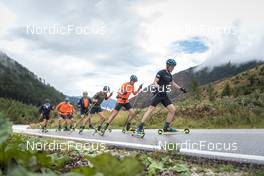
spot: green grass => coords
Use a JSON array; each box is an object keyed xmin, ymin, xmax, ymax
[
  {"xmin": 2, "ymin": 133, "xmax": 264, "ymax": 176},
  {"xmin": 0, "ymin": 98, "xmax": 39, "ymax": 124}
]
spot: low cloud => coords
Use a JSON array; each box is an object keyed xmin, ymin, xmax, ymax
[{"xmin": 197, "ymin": 22, "xmax": 264, "ymax": 70}]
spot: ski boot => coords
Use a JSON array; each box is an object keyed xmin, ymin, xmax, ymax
[
  {"xmin": 63, "ymin": 126, "xmax": 70, "ymax": 131},
  {"xmin": 122, "ymin": 123, "xmax": 135, "ymax": 134},
  {"xmin": 99, "ymin": 123, "xmax": 108, "ymax": 136},
  {"xmin": 132, "ymin": 128, "xmax": 145, "ymax": 138},
  {"xmin": 70, "ymin": 125, "xmax": 75, "ymax": 131}
]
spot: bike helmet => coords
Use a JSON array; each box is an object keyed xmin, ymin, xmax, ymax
[
  {"xmin": 166, "ymin": 58, "xmax": 177, "ymax": 66},
  {"xmin": 130, "ymin": 75, "xmax": 138, "ymax": 82},
  {"xmin": 103, "ymin": 86, "xmax": 110, "ymax": 92},
  {"xmin": 65, "ymin": 97, "xmax": 70, "ymax": 102}
]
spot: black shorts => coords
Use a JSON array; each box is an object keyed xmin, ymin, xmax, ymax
[
  {"xmin": 80, "ymin": 108, "xmax": 89, "ymax": 115},
  {"xmin": 150, "ymin": 94, "xmax": 172, "ymax": 107},
  {"xmin": 42, "ymin": 114, "xmax": 50, "ymax": 120},
  {"xmin": 90, "ymin": 106, "xmax": 103, "ymax": 114},
  {"xmin": 114, "ymin": 102, "xmax": 132, "ymax": 111},
  {"xmin": 59, "ymin": 114, "xmax": 73, "ymax": 120}
]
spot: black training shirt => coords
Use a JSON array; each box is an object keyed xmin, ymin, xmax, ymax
[{"xmin": 155, "ymin": 69, "xmax": 173, "ymax": 94}]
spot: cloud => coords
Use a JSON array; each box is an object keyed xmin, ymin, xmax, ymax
[
  {"xmin": 1, "ymin": 0, "xmax": 264, "ymax": 96},
  {"xmin": 197, "ymin": 22, "xmax": 264, "ymax": 70},
  {"xmin": 4, "ymin": 0, "xmax": 151, "ymax": 66},
  {"xmin": 0, "ymin": 0, "xmax": 155, "ymax": 95},
  {"xmin": 0, "ymin": 3, "xmax": 16, "ymax": 36}
]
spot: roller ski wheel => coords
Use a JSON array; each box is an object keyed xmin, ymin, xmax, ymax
[
  {"xmin": 158, "ymin": 129, "xmax": 163, "ymax": 135},
  {"xmin": 183, "ymin": 128, "xmax": 190, "ymax": 134}
]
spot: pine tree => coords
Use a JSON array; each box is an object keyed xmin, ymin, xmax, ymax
[
  {"xmin": 190, "ymin": 78, "xmax": 201, "ymax": 100},
  {"xmin": 221, "ymin": 83, "xmax": 231, "ymax": 97},
  {"xmin": 207, "ymin": 84, "xmax": 216, "ymax": 101}
]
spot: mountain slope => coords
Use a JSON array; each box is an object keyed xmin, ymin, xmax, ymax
[
  {"xmin": 130, "ymin": 60, "xmax": 264, "ymax": 108},
  {"xmin": 0, "ymin": 51, "xmax": 64, "ymax": 105}
]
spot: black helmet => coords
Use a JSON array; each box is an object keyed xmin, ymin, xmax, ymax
[
  {"xmin": 103, "ymin": 86, "xmax": 110, "ymax": 92},
  {"xmin": 130, "ymin": 75, "xmax": 138, "ymax": 82}
]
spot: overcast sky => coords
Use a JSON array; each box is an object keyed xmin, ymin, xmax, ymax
[{"xmin": 0, "ymin": 0, "xmax": 264, "ymax": 96}]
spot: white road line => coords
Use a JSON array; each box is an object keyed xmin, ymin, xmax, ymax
[{"xmin": 13, "ymin": 129, "xmax": 161, "ymax": 150}]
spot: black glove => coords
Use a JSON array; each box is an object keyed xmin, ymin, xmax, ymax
[
  {"xmin": 180, "ymin": 87, "xmax": 187, "ymax": 93},
  {"xmin": 139, "ymin": 84, "xmax": 143, "ymax": 89}
]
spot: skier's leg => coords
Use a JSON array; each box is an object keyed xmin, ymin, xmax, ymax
[
  {"xmin": 137, "ymin": 106, "xmax": 156, "ymax": 132},
  {"xmin": 86, "ymin": 114, "xmax": 94, "ymax": 129},
  {"xmin": 165, "ymin": 104, "xmax": 176, "ymax": 123},
  {"xmin": 101, "ymin": 110, "xmax": 119, "ymax": 131},
  {"xmin": 125, "ymin": 108, "xmax": 135, "ymax": 130},
  {"xmin": 79, "ymin": 114, "xmax": 86, "ymax": 129},
  {"xmin": 141, "ymin": 106, "xmax": 156, "ymax": 123},
  {"xmin": 107, "ymin": 110, "xmax": 119, "ymax": 124},
  {"xmin": 57, "ymin": 115, "xmax": 63, "ymax": 130},
  {"xmin": 69, "ymin": 115, "xmax": 74, "ymax": 129},
  {"xmin": 163, "ymin": 102, "xmax": 177, "ymax": 132},
  {"xmin": 97, "ymin": 112, "xmax": 105, "ymax": 131}
]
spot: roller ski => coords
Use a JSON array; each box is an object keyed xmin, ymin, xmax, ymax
[
  {"xmin": 41, "ymin": 126, "xmax": 48, "ymax": 133},
  {"xmin": 122, "ymin": 127, "xmax": 135, "ymax": 134},
  {"xmin": 56, "ymin": 126, "xmax": 62, "ymax": 132},
  {"xmin": 92, "ymin": 125, "xmax": 102, "ymax": 135},
  {"xmin": 99, "ymin": 123, "xmax": 112, "ymax": 136},
  {"xmin": 99, "ymin": 128, "xmax": 112, "ymax": 136},
  {"xmin": 158, "ymin": 128, "xmax": 190, "ymax": 135}
]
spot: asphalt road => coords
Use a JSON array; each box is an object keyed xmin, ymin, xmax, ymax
[{"xmin": 13, "ymin": 125, "xmax": 264, "ymax": 165}]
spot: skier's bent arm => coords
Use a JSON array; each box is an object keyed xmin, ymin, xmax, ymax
[
  {"xmin": 154, "ymin": 77, "xmax": 160, "ymax": 88},
  {"xmin": 172, "ymin": 81, "xmax": 187, "ymax": 93},
  {"xmin": 171, "ymin": 81, "xmax": 181, "ymax": 89},
  {"xmin": 133, "ymin": 84, "xmax": 143, "ymax": 95},
  {"xmin": 106, "ymin": 92, "xmax": 113, "ymax": 100},
  {"xmin": 92, "ymin": 98, "xmax": 99, "ymax": 103}
]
